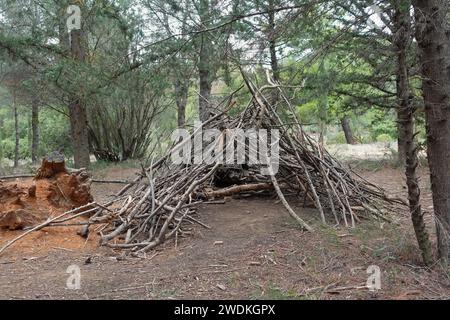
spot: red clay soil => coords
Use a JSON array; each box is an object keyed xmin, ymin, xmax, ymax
[{"xmin": 0, "ymin": 168, "xmax": 96, "ymax": 255}]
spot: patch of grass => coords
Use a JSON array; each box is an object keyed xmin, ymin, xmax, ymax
[
  {"xmin": 155, "ymin": 287, "xmax": 179, "ymax": 299},
  {"xmin": 376, "ymin": 134, "xmax": 393, "ymax": 143},
  {"xmin": 90, "ymin": 159, "xmax": 140, "ymax": 171},
  {"xmin": 351, "ymin": 221, "xmax": 385, "ymax": 241},
  {"xmin": 385, "ymin": 228, "xmax": 423, "ymax": 264},
  {"xmin": 351, "ymin": 221, "xmax": 422, "ymax": 264},
  {"xmin": 385, "ymin": 266, "xmax": 401, "ymax": 284},
  {"xmin": 250, "ymin": 285, "xmax": 298, "ymax": 300},
  {"xmin": 87, "ymin": 160, "xmax": 112, "ymax": 172},
  {"xmin": 251, "ymin": 285, "xmax": 321, "ymax": 300},
  {"xmin": 327, "ymin": 132, "xmax": 347, "ymax": 144},
  {"xmin": 316, "ymin": 223, "xmax": 342, "ymax": 248},
  {"xmin": 278, "ymin": 212, "xmax": 316, "ymax": 231},
  {"xmin": 225, "ymin": 273, "xmax": 240, "ymax": 287}
]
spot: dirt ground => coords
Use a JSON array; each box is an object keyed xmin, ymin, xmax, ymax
[{"xmin": 0, "ymin": 165, "xmax": 449, "ymax": 300}]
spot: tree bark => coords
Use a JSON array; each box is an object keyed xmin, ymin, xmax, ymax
[
  {"xmin": 198, "ymin": 35, "xmax": 212, "ymax": 122},
  {"xmin": 267, "ymin": 0, "xmax": 280, "ymax": 105},
  {"xmin": 394, "ymin": 0, "xmax": 433, "ymax": 266},
  {"xmin": 395, "ymin": 20, "xmax": 408, "ymax": 166},
  {"xmin": 413, "ymin": 0, "xmax": 450, "ymax": 265},
  {"xmin": 267, "ymin": 0, "xmax": 280, "ymax": 83},
  {"xmin": 58, "ymin": 1, "xmax": 70, "ymax": 51},
  {"xmin": 31, "ymin": 95, "xmax": 39, "ymax": 165},
  {"xmin": 171, "ymin": 2, "xmax": 189, "ymax": 129},
  {"xmin": 340, "ymin": 117, "xmax": 356, "ymax": 144},
  {"xmin": 395, "ymin": 17, "xmax": 408, "ymax": 165},
  {"xmin": 397, "ymin": 106, "xmax": 408, "ymax": 164},
  {"xmin": 198, "ymin": 0, "xmax": 213, "ymax": 123},
  {"xmin": 12, "ymin": 88, "xmax": 19, "ymax": 168},
  {"xmin": 69, "ymin": 29, "xmax": 90, "ymax": 168},
  {"xmin": 174, "ymin": 78, "xmax": 188, "ymax": 128}
]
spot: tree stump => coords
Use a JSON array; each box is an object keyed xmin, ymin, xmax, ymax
[{"xmin": 35, "ymin": 151, "xmax": 68, "ymax": 179}]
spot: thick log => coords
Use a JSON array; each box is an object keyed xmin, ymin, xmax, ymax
[{"xmin": 205, "ymin": 183, "xmax": 273, "ymax": 199}]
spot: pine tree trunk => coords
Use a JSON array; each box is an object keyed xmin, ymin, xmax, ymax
[
  {"xmin": 413, "ymin": 0, "xmax": 450, "ymax": 266},
  {"xmin": 175, "ymin": 78, "xmax": 188, "ymax": 128},
  {"xmin": 173, "ymin": 2, "xmax": 189, "ymax": 129},
  {"xmin": 69, "ymin": 29, "xmax": 90, "ymax": 168},
  {"xmin": 397, "ymin": 107, "xmax": 408, "ymax": 164},
  {"xmin": 268, "ymin": 0, "xmax": 279, "ymax": 83},
  {"xmin": 198, "ymin": 35, "xmax": 212, "ymax": 122},
  {"xmin": 340, "ymin": 117, "xmax": 356, "ymax": 144},
  {"xmin": 394, "ymin": 0, "xmax": 433, "ymax": 266},
  {"xmin": 31, "ymin": 95, "xmax": 39, "ymax": 165},
  {"xmin": 13, "ymin": 88, "xmax": 19, "ymax": 168},
  {"xmin": 58, "ymin": 1, "xmax": 70, "ymax": 51},
  {"xmin": 267, "ymin": 0, "xmax": 280, "ymax": 106},
  {"xmin": 269, "ymin": 41, "xmax": 279, "ymax": 83},
  {"xmin": 198, "ymin": 0, "xmax": 213, "ymax": 123},
  {"xmin": 395, "ymin": 36, "xmax": 408, "ymax": 165}
]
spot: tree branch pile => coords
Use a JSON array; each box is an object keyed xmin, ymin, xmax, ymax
[{"xmin": 82, "ymin": 76, "xmax": 405, "ymax": 252}]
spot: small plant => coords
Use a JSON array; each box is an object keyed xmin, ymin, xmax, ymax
[
  {"xmin": 327, "ymin": 132, "xmax": 347, "ymax": 144},
  {"xmin": 376, "ymin": 134, "xmax": 393, "ymax": 143},
  {"xmin": 252, "ymin": 285, "xmax": 298, "ymax": 300}
]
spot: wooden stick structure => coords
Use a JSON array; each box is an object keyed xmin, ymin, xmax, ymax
[
  {"xmin": 86, "ymin": 74, "xmax": 404, "ymax": 252},
  {"xmin": 0, "ymin": 76, "xmax": 405, "ymax": 255}
]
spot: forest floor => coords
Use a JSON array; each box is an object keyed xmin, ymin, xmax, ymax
[{"xmin": 0, "ymin": 161, "xmax": 449, "ymax": 300}]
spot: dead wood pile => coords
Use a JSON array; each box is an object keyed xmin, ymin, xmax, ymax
[{"xmin": 80, "ymin": 75, "xmax": 405, "ymax": 252}]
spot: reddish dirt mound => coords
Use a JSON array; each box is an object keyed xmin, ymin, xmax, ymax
[
  {"xmin": 45, "ymin": 172, "xmax": 93, "ymax": 207},
  {"xmin": 0, "ymin": 166, "xmax": 93, "ymax": 231},
  {"xmin": 0, "ymin": 154, "xmax": 98, "ymax": 258}
]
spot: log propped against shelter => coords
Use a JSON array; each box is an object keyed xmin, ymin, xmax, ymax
[{"xmin": 0, "ymin": 75, "xmax": 406, "ymax": 255}]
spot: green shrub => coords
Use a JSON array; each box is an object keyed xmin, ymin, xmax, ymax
[
  {"xmin": 0, "ymin": 138, "xmax": 31, "ymax": 160},
  {"xmin": 0, "ymin": 106, "xmax": 73, "ymax": 161},
  {"xmin": 0, "ymin": 139, "xmax": 14, "ymax": 159},
  {"xmin": 327, "ymin": 132, "xmax": 346, "ymax": 144},
  {"xmin": 376, "ymin": 133, "xmax": 392, "ymax": 142}
]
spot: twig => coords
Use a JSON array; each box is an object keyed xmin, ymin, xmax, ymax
[{"xmin": 0, "ymin": 202, "xmax": 97, "ymax": 256}]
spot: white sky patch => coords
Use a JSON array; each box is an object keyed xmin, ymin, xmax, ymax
[{"xmin": 366, "ymin": 5, "xmax": 386, "ymax": 30}]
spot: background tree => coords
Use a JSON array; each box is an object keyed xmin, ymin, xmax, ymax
[
  {"xmin": 392, "ymin": 0, "xmax": 432, "ymax": 265},
  {"xmin": 413, "ymin": 0, "xmax": 450, "ymax": 266}
]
